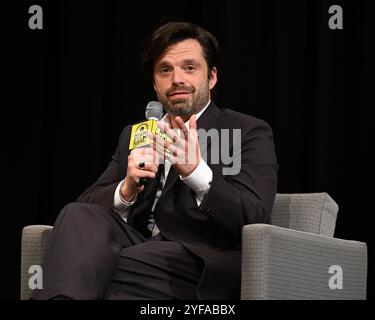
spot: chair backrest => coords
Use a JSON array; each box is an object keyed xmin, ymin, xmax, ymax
[{"xmin": 271, "ymin": 193, "xmax": 338, "ymax": 237}]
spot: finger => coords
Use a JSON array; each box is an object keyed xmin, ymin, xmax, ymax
[
  {"xmin": 164, "ymin": 141, "xmax": 178, "ymax": 158},
  {"xmin": 142, "ymin": 147, "xmax": 159, "ymax": 157},
  {"xmin": 154, "ymin": 134, "xmax": 179, "ymax": 158},
  {"xmin": 144, "ymin": 148, "xmax": 162, "ymax": 164},
  {"xmin": 149, "ymin": 133, "xmax": 167, "ymax": 160},
  {"xmin": 132, "ymin": 149, "xmax": 160, "ymax": 165},
  {"xmin": 154, "ymin": 131, "xmax": 171, "ymax": 149},
  {"xmin": 147, "ymin": 131, "xmax": 165, "ymax": 153},
  {"xmin": 135, "ymin": 185, "xmax": 145, "ymax": 192},
  {"xmin": 175, "ymin": 116, "xmax": 189, "ymax": 141},
  {"xmin": 133, "ymin": 168, "xmax": 156, "ymax": 180},
  {"xmin": 152, "ymin": 134, "xmax": 178, "ymax": 164},
  {"xmin": 130, "ymin": 148, "xmax": 142, "ymax": 157},
  {"xmin": 138, "ymin": 161, "xmax": 159, "ymax": 174},
  {"xmin": 187, "ymin": 115, "xmax": 200, "ymax": 155},
  {"xmin": 132, "ymin": 147, "xmax": 154, "ymax": 157},
  {"xmin": 189, "ymin": 114, "xmax": 197, "ymax": 131},
  {"xmin": 157, "ymin": 121, "xmax": 179, "ymax": 143}
]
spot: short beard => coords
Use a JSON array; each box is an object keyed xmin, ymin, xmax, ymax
[{"xmin": 158, "ymin": 82, "xmax": 210, "ymax": 120}]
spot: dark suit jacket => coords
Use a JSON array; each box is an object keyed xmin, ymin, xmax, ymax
[{"xmin": 77, "ymin": 101, "xmax": 278, "ymax": 299}]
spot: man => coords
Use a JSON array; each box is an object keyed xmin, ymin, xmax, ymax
[{"xmin": 32, "ymin": 21, "xmax": 278, "ymax": 300}]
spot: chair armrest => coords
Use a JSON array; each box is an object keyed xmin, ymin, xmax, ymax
[
  {"xmin": 241, "ymin": 224, "xmax": 367, "ymax": 300},
  {"xmin": 20, "ymin": 225, "xmax": 53, "ymax": 300}
]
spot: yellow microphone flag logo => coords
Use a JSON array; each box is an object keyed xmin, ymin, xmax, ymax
[
  {"xmin": 129, "ymin": 120, "xmax": 172, "ymax": 150},
  {"xmin": 129, "ymin": 120, "xmax": 157, "ymax": 150}
]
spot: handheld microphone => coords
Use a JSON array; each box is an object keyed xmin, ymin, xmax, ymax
[{"xmin": 129, "ymin": 101, "xmax": 164, "ymax": 185}]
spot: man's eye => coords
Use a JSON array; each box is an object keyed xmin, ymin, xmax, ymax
[
  {"xmin": 185, "ymin": 65, "xmax": 196, "ymax": 72},
  {"xmin": 160, "ymin": 67, "xmax": 171, "ymax": 73}
]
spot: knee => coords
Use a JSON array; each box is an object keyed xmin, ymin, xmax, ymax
[
  {"xmin": 61, "ymin": 202, "xmax": 89, "ymax": 215},
  {"xmin": 58, "ymin": 202, "xmax": 106, "ymax": 224}
]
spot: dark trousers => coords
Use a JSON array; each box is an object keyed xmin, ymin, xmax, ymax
[{"xmin": 31, "ymin": 202, "xmax": 203, "ymax": 300}]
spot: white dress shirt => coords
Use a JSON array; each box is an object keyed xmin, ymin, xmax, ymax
[{"xmin": 113, "ymin": 100, "xmax": 213, "ymax": 235}]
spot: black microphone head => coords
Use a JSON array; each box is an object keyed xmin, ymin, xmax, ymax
[{"xmin": 145, "ymin": 101, "xmax": 163, "ymax": 120}]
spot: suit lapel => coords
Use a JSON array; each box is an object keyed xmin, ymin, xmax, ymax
[
  {"xmin": 196, "ymin": 101, "xmax": 220, "ymax": 160},
  {"xmin": 161, "ymin": 164, "xmax": 179, "ymax": 194}
]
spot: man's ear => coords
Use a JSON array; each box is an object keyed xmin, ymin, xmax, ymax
[{"xmin": 208, "ymin": 67, "xmax": 217, "ymax": 90}]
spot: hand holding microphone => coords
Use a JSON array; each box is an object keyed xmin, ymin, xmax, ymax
[
  {"xmin": 120, "ymin": 147, "xmax": 160, "ymax": 201},
  {"xmin": 120, "ymin": 101, "xmax": 165, "ymax": 201}
]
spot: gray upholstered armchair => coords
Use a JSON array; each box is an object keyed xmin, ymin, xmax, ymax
[{"xmin": 20, "ymin": 193, "xmax": 368, "ymax": 300}]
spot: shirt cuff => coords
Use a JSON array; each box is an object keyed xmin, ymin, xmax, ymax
[
  {"xmin": 113, "ymin": 180, "xmax": 137, "ymax": 221},
  {"xmin": 180, "ymin": 159, "xmax": 213, "ymax": 205}
]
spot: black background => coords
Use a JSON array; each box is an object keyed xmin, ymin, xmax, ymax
[{"xmin": 1, "ymin": 0, "xmax": 373, "ymax": 300}]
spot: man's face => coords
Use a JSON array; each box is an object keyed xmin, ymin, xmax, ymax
[{"xmin": 153, "ymin": 39, "xmax": 217, "ymax": 120}]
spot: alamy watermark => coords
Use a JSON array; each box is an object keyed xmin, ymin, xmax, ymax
[{"xmin": 132, "ymin": 128, "xmax": 242, "ymax": 176}]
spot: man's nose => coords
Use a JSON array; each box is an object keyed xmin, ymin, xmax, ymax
[{"xmin": 171, "ymin": 68, "xmax": 185, "ymax": 85}]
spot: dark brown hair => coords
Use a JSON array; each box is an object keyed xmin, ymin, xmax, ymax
[{"xmin": 141, "ymin": 21, "xmax": 220, "ymax": 81}]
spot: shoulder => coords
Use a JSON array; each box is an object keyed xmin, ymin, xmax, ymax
[{"xmin": 215, "ymin": 106, "xmax": 272, "ymax": 132}]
